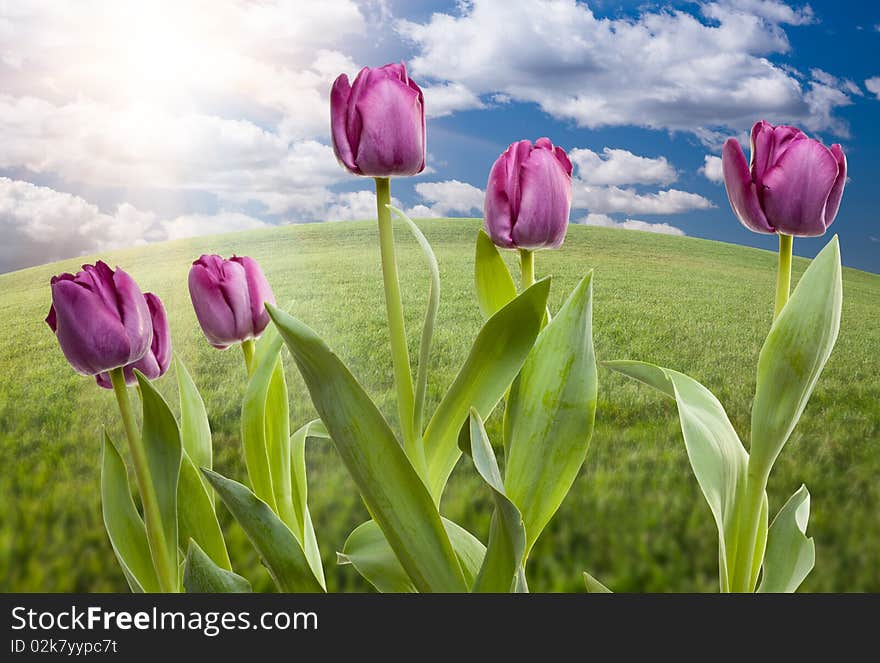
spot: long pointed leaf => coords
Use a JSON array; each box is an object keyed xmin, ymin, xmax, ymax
[
  {"xmin": 467, "ymin": 410, "xmax": 526, "ymax": 593},
  {"xmin": 183, "ymin": 540, "xmax": 251, "ymax": 593},
  {"xmin": 504, "ymin": 272, "xmax": 598, "ymax": 553},
  {"xmin": 605, "ymin": 361, "xmax": 749, "ymax": 591},
  {"xmin": 203, "ymin": 469, "xmax": 324, "ymax": 592},
  {"xmin": 266, "ymin": 304, "xmax": 467, "ymax": 593},
  {"xmin": 100, "ymin": 431, "xmax": 159, "ymax": 593},
  {"xmin": 751, "ymin": 236, "xmax": 843, "ymax": 479},
  {"xmin": 423, "ymin": 278, "xmax": 550, "ymax": 502},
  {"xmin": 135, "ymin": 371, "xmax": 182, "ymax": 585},
  {"xmin": 177, "ymin": 451, "xmax": 231, "ymax": 570},
  {"xmin": 758, "ymin": 485, "xmax": 815, "ymax": 593},
  {"xmin": 583, "ymin": 571, "xmax": 612, "ymax": 593},
  {"xmin": 290, "ymin": 419, "xmax": 330, "ymax": 587},
  {"xmin": 175, "ymin": 358, "xmax": 212, "ymax": 496},
  {"xmin": 474, "ymin": 229, "xmax": 516, "ymax": 319}
]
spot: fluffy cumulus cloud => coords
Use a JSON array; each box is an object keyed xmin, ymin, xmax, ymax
[
  {"xmin": 0, "ymin": 177, "xmax": 269, "ymax": 272},
  {"xmin": 578, "ymin": 213, "xmax": 685, "ymax": 236},
  {"xmin": 570, "ymin": 148, "xmax": 677, "ymax": 186},
  {"xmin": 700, "ymin": 155, "xmax": 725, "ymax": 183},
  {"xmin": 398, "ymin": 0, "xmax": 856, "ymax": 143},
  {"xmin": 866, "ymin": 77, "xmax": 880, "ymax": 101},
  {"xmin": 409, "ymin": 180, "xmax": 485, "ymax": 217}
]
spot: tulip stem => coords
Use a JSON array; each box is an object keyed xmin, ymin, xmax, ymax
[
  {"xmin": 241, "ymin": 339, "xmax": 256, "ymax": 377},
  {"xmin": 774, "ymin": 234, "xmax": 793, "ymax": 320},
  {"xmin": 109, "ymin": 368, "xmax": 178, "ymax": 593},
  {"xmin": 519, "ymin": 249, "xmax": 535, "ymax": 289},
  {"xmin": 374, "ymin": 178, "xmax": 417, "ymax": 466},
  {"xmin": 730, "ymin": 468, "xmax": 768, "ymax": 593}
]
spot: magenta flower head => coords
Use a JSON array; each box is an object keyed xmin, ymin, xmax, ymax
[
  {"xmin": 484, "ymin": 137, "xmax": 573, "ymax": 250},
  {"xmin": 722, "ymin": 120, "xmax": 847, "ymax": 237},
  {"xmin": 45, "ymin": 261, "xmax": 152, "ymax": 376},
  {"xmin": 95, "ymin": 294, "xmax": 171, "ymax": 389},
  {"xmin": 188, "ymin": 254, "xmax": 275, "ymax": 349},
  {"xmin": 331, "ymin": 62, "xmax": 426, "ymax": 177}
]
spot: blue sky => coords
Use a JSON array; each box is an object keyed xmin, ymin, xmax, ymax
[{"xmin": 1, "ymin": 0, "xmax": 877, "ymax": 273}]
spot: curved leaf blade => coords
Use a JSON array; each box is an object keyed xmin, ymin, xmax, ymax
[
  {"xmin": 290, "ymin": 419, "xmax": 330, "ymax": 587},
  {"xmin": 135, "ymin": 372, "xmax": 182, "ymax": 585},
  {"xmin": 175, "ymin": 358, "xmax": 212, "ymax": 483},
  {"xmin": 203, "ymin": 469, "xmax": 325, "ymax": 592},
  {"xmin": 475, "ymin": 228, "xmax": 517, "ymax": 319},
  {"xmin": 605, "ymin": 361, "xmax": 749, "ymax": 591},
  {"xmin": 423, "ymin": 278, "xmax": 551, "ymax": 502},
  {"xmin": 177, "ymin": 451, "xmax": 231, "ymax": 570},
  {"xmin": 504, "ymin": 272, "xmax": 598, "ymax": 553},
  {"xmin": 100, "ymin": 431, "xmax": 160, "ymax": 593},
  {"xmin": 266, "ymin": 305, "xmax": 467, "ymax": 593},
  {"xmin": 583, "ymin": 571, "xmax": 612, "ymax": 593},
  {"xmin": 467, "ymin": 410, "xmax": 526, "ymax": 593},
  {"xmin": 751, "ymin": 236, "xmax": 843, "ymax": 479},
  {"xmin": 183, "ymin": 540, "xmax": 251, "ymax": 593},
  {"xmin": 758, "ymin": 485, "xmax": 815, "ymax": 593},
  {"xmin": 339, "ymin": 519, "xmax": 486, "ymax": 593}
]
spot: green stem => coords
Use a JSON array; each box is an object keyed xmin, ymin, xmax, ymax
[
  {"xmin": 774, "ymin": 234, "xmax": 793, "ymax": 320},
  {"xmin": 730, "ymin": 469, "xmax": 768, "ymax": 593},
  {"xmin": 519, "ymin": 249, "xmax": 535, "ymax": 289},
  {"xmin": 109, "ymin": 368, "xmax": 178, "ymax": 592},
  {"xmin": 241, "ymin": 338, "xmax": 256, "ymax": 377},
  {"xmin": 374, "ymin": 178, "xmax": 417, "ymax": 461}
]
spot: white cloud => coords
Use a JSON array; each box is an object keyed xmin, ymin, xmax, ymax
[
  {"xmin": 0, "ymin": 178, "xmax": 269, "ymax": 272},
  {"xmin": 578, "ymin": 213, "xmax": 685, "ymax": 236},
  {"xmin": 422, "ymin": 83, "xmax": 485, "ymax": 118},
  {"xmin": 570, "ymin": 147, "xmax": 677, "ymax": 186},
  {"xmin": 700, "ymin": 155, "xmax": 725, "ymax": 183},
  {"xmin": 398, "ymin": 0, "xmax": 855, "ymax": 142},
  {"xmin": 325, "ymin": 190, "xmax": 405, "ymax": 222},
  {"xmin": 572, "ymin": 183, "xmax": 714, "ymax": 215},
  {"xmin": 866, "ymin": 77, "xmax": 880, "ymax": 101},
  {"xmin": 411, "ymin": 180, "xmax": 484, "ymax": 217}
]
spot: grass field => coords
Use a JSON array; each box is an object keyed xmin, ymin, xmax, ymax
[{"xmin": 1, "ymin": 218, "xmax": 877, "ymax": 593}]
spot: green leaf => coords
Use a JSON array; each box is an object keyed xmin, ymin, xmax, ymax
[
  {"xmin": 177, "ymin": 451, "xmax": 231, "ymax": 570},
  {"xmin": 583, "ymin": 571, "xmax": 612, "ymax": 593},
  {"xmin": 266, "ymin": 356, "xmax": 293, "ymax": 527},
  {"xmin": 175, "ymin": 358, "xmax": 212, "ymax": 491},
  {"xmin": 605, "ymin": 361, "xmax": 749, "ymax": 592},
  {"xmin": 267, "ymin": 304, "xmax": 467, "ymax": 593},
  {"xmin": 339, "ymin": 519, "xmax": 486, "ymax": 593},
  {"xmin": 202, "ymin": 469, "xmax": 325, "ymax": 592},
  {"xmin": 240, "ymin": 330, "xmax": 282, "ymax": 511},
  {"xmin": 423, "ymin": 278, "xmax": 551, "ymax": 502},
  {"xmin": 183, "ymin": 540, "xmax": 251, "ymax": 593},
  {"xmin": 467, "ymin": 410, "xmax": 526, "ymax": 593},
  {"xmin": 290, "ymin": 419, "xmax": 330, "ymax": 588},
  {"xmin": 135, "ymin": 371, "xmax": 182, "ymax": 584},
  {"xmin": 750, "ymin": 236, "xmax": 843, "ymax": 480},
  {"xmin": 504, "ymin": 272, "xmax": 598, "ymax": 553},
  {"xmin": 758, "ymin": 485, "xmax": 815, "ymax": 593},
  {"xmin": 389, "ymin": 206, "xmax": 439, "ymax": 434},
  {"xmin": 100, "ymin": 431, "xmax": 160, "ymax": 593},
  {"xmin": 475, "ymin": 228, "xmax": 517, "ymax": 319}
]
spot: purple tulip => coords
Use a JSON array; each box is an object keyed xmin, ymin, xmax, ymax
[
  {"xmin": 722, "ymin": 120, "xmax": 847, "ymax": 237},
  {"xmin": 331, "ymin": 62, "xmax": 426, "ymax": 177},
  {"xmin": 45, "ymin": 261, "xmax": 152, "ymax": 376},
  {"xmin": 188, "ymin": 254, "xmax": 275, "ymax": 349},
  {"xmin": 484, "ymin": 137, "xmax": 573, "ymax": 250},
  {"xmin": 95, "ymin": 293, "xmax": 171, "ymax": 389}
]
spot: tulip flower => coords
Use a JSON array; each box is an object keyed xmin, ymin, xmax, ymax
[
  {"xmin": 484, "ymin": 137, "xmax": 572, "ymax": 288},
  {"xmin": 331, "ymin": 62, "xmax": 426, "ymax": 177},
  {"xmin": 189, "ymin": 254, "xmax": 275, "ymax": 368},
  {"xmin": 722, "ymin": 120, "xmax": 847, "ymax": 319},
  {"xmin": 95, "ymin": 293, "xmax": 171, "ymax": 389},
  {"xmin": 45, "ymin": 261, "xmax": 152, "ymax": 376}
]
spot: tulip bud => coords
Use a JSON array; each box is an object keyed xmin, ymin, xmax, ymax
[
  {"xmin": 484, "ymin": 137, "xmax": 572, "ymax": 250},
  {"xmin": 188, "ymin": 254, "xmax": 275, "ymax": 349},
  {"xmin": 95, "ymin": 293, "xmax": 171, "ymax": 388},
  {"xmin": 722, "ymin": 120, "xmax": 847, "ymax": 237},
  {"xmin": 45, "ymin": 261, "xmax": 152, "ymax": 376},
  {"xmin": 331, "ymin": 62, "xmax": 426, "ymax": 177}
]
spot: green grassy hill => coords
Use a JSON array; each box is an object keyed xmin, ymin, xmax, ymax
[{"xmin": 1, "ymin": 219, "xmax": 878, "ymax": 592}]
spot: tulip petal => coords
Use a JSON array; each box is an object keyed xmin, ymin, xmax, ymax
[
  {"xmin": 512, "ymin": 147, "xmax": 571, "ymax": 250},
  {"xmin": 142, "ymin": 293, "xmax": 171, "ymax": 377},
  {"xmin": 112, "ymin": 267, "xmax": 152, "ymax": 363},
  {"xmin": 722, "ymin": 139, "xmax": 774, "ymax": 234},
  {"xmin": 189, "ymin": 262, "xmax": 240, "ymax": 349},
  {"xmin": 750, "ymin": 121, "xmax": 806, "ymax": 185},
  {"xmin": 823, "ymin": 144, "xmax": 847, "ymax": 229},
  {"xmin": 330, "ymin": 74, "xmax": 357, "ymax": 173},
  {"xmin": 761, "ymin": 138, "xmax": 840, "ymax": 237},
  {"xmin": 352, "ymin": 75, "xmax": 425, "ymax": 176},
  {"xmin": 230, "ymin": 256, "xmax": 275, "ymax": 337},
  {"xmin": 484, "ymin": 153, "xmax": 516, "ymax": 248}
]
